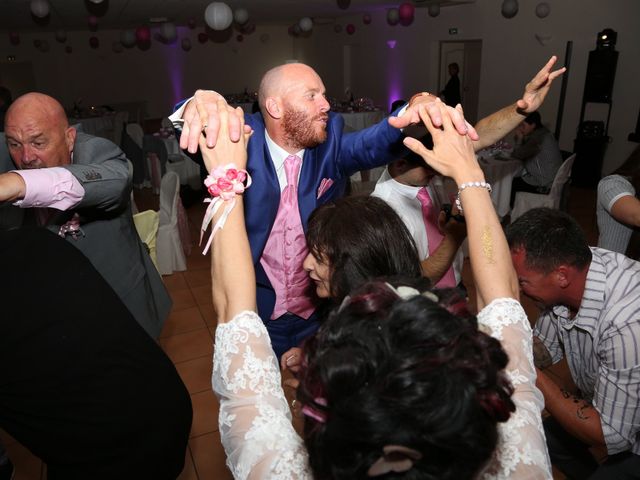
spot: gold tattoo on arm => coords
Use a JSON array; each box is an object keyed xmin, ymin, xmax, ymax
[
  {"xmin": 480, "ymin": 226, "xmax": 495, "ymax": 264},
  {"xmin": 533, "ymin": 336, "xmax": 553, "ymax": 369}
]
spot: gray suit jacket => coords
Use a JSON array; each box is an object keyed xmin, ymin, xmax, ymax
[{"xmin": 13, "ymin": 132, "xmax": 171, "ymax": 337}]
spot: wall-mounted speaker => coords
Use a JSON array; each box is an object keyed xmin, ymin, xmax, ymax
[{"xmin": 583, "ymin": 50, "xmax": 618, "ymax": 102}]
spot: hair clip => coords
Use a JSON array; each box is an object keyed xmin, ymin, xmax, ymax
[
  {"xmin": 301, "ymin": 397, "xmax": 328, "ymax": 424},
  {"xmin": 367, "ymin": 445, "xmax": 423, "ymax": 477},
  {"xmin": 384, "ymin": 283, "xmax": 439, "ymax": 303}
]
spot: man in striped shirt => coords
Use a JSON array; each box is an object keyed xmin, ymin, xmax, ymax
[{"xmin": 506, "ymin": 208, "xmax": 640, "ymax": 479}]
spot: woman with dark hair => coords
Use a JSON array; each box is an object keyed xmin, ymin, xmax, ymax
[
  {"xmin": 205, "ymin": 99, "xmax": 550, "ymax": 479},
  {"xmin": 303, "ymin": 195, "xmax": 422, "ymax": 302}
]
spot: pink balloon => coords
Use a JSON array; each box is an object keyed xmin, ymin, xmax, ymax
[
  {"xmin": 9, "ymin": 32, "xmax": 20, "ymax": 45},
  {"xmin": 363, "ymin": 13, "xmax": 372, "ymax": 25},
  {"xmin": 337, "ymin": 0, "xmax": 350, "ymax": 9},
  {"xmin": 89, "ymin": 36, "xmax": 99, "ymax": 49},
  {"xmin": 88, "ymin": 15, "xmax": 98, "ymax": 30},
  {"xmin": 346, "ymin": 23, "xmax": 356, "ymax": 35},
  {"xmin": 135, "ymin": 26, "xmax": 151, "ymax": 43},
  {"xmin": 399, "ymin": 2, "xmax": 415, "ymax": 26}
]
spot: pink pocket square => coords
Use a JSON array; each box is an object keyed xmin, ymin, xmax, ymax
[{"xmin": 317, "ymin": 178, "xmax": 334, "ymax": 199}]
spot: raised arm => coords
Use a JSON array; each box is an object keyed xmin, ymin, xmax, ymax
[
  {"xmin": 404, "ymin": 101, "xmax": 518, "ymax": 309},
  {"xmin": 198, "ymin": 103, "xmax": 255, "ymax": 323},
  {"xmin": 175, "ymin": 90, "xmax": 250, "ymax": 154},
  {"xmin": 473, "ymin": 56, "xmax": 566, "ymax": 151}
]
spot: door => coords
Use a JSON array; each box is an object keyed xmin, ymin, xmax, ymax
[{"xmin": 439, "ymin": 40, "xmax": 482, "ymax": 124}]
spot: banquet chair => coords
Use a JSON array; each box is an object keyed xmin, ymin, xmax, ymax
[
  {"xmin": 156, "ymin": 172, "xmax": 187, "ymax": 275},
  {"xmin": 510, "ymin": 153, "xmax": 576, "ymax": 222},
  {"xmin": 133, "ymin": 209, "xmax": 159, "ymax": 270},
  {"xmin": 125, "ymin": 122, "xmax": 144, "ymax": 148},
  {"xmin": 112, "ymin": 111, "xmax": 130, "ymax": 148}
]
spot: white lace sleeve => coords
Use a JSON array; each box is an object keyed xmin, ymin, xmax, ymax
[
  {"xmin": 476, "ymin": 298, "xmax": 552, "ymax": 480},
  {"xmin": 212, "ymin": 311, "xmax": 312, "ymax": 480}
]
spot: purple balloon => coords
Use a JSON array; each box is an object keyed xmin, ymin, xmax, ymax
[
  {"xmin": 198, "ymin": 32, "xmax": 208, "ymax": 43},
  {"xmin": 89, "ymin": 36, "xmax": 100, "ymax": 49},
  {"xmin": 337, "ymin": 0, "xmax": 350, "ymax": 10},
  {"xmin": 363, "ymin": 13, "xmax": 372, "ymax": 25}
]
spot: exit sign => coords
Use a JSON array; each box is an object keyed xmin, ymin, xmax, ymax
[{"xmin": 449, "ymin": 28, "xmax": 458, "ymax": 35}]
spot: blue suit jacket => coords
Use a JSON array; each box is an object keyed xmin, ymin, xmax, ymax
[{"xmin": 174, "ymin": 105, "xmax": 405, "ymax": 321}]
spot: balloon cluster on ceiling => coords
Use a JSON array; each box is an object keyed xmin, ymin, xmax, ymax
[{"xmin": 8, "ymin": 0, "xmax": 554, "ymax": 54}]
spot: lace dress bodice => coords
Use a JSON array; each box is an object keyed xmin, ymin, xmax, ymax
[{"xmin": 212, "ymin": 298, "xmax": 551, "ymax": 479}]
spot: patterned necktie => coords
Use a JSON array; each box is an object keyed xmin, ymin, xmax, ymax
[{"xmin": 416, "ymin": 187, "xmax": 457, "ymax": 288}]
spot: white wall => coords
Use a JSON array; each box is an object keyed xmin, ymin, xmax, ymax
[
  {"xmin": 295, "ymin": 0, "xmax": 640, "ymax": 173},
  {"xmin": 1, "ymin": 0, "xmax": 639, "ymax": 172},
  {"xmin": 0, "ymin": 25, "xmax": 295, "ymax": 119}
]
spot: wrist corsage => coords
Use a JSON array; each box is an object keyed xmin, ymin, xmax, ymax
[{"xmin": 200, "ymin": 163, "xmax": 252, "ymax": 254}]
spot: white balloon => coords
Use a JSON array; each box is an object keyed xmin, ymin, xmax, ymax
[
  {"xmin": 535, "ymin": 2, "xmax": 550, "ymax": 18},
  {"xmin": 88, "ymin": 0, "xmax": 105, "ymax": 3},
  {"xmin": 160, "ymin": 22, "xmax": 177, "ymax": 42},
  {"xmin": 30, "ymin": 0, "xmax": 50, "ymax": 18},
  {"xmin": 204, "ymin": 2, "xmax": 233, "ymax": 31},
  {"xmin": 120, "ymin": 29, "xmax": 137, "ymax": 47},
  {"xmin": 428, "ymin": 4, "xmax": 440, "ymax": 17},
  {"xmin": 234, "ymin": 8, "xmax": 249, "ymax": 25},
  {"xmin": 298, "ymin": 17, "xmax": 313, "ymax": 32}
]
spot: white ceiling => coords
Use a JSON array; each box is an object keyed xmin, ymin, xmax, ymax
[{"xmin": 0, "ymin": 0, "xmax": 475, "ymax": 32}]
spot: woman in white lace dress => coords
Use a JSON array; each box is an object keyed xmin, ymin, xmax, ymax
[{"xmin": 206, "ymin": 99, "xmax": 552, "ymax": 479}]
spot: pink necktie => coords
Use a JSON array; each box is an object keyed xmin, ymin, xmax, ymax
[
  {"xmin": 416, "ymin": 187, "xmax": 457, "ymax": 289},
  {"xmin": 283, "ymin": 154, "xmax": 301, "ymax": 205},
  {"xmin": 259, "ymin": 154, "xmax": 315, "ymax": 320}
]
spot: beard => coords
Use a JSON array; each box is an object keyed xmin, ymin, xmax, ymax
[{"xmin": 282, "ymin": 106, "xmax": 328, "ymax": 150}]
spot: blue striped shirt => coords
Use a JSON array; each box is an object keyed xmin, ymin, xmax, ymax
[{"xmin": 534, "ymin": 247, "xmax": 640, "ymax": 455}]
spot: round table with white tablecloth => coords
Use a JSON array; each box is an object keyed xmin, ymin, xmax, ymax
[
  {"xmin": 340, "ymin": 110, "xmax": 384, "ymax": 132},
  {"xmin": 478, "ymin": 155, "xmax": 522, "ymax": 218}
]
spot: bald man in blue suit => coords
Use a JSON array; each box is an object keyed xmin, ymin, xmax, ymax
[{"xmin": 172, "ymin": 58, "xmax": 565, "ymax": 360}]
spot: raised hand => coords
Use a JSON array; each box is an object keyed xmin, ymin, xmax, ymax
[
  {"xmin": 197, "ymin": 99, "xmax": 251, "ymax": 173},
  {"xmin": 180, "ymin": 90, "xmax": 250, "ymax": 154},
  {"xmin": 388, "ymin": 94, "xmax": 479, "ymax": 141},
  {"xmin": 516, "ymin": 56, "xmax": 566, "ymax": 114},
  {"xmin": 403, "ymin": 103, "xmax": 482, "ymax": 186}
]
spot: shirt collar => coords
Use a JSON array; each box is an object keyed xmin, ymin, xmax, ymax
[
  {"xmin": 378, "ymin": 168, "xmax": 432, "ymax": 200},
  {"xmin": 553, "ymin": 248, "xmax": 605, "ymax": 335},
  {"xmin": 265, "ymin": 130, "xmax": 304, "ymax": 170}
]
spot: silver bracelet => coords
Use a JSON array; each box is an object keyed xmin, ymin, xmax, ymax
[{"xmin": 455, "ymin": 181, "xmax": 492, "ymax": 213}]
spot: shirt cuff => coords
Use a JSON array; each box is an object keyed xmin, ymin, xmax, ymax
[
  {"xmin": 168, "ymin": 98, "xmax": 192, "ymax": 127},
  {"xmin": 13, "ymin": 168, "xmax": 85, "ymax": 210}
]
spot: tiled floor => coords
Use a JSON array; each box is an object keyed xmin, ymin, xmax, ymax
[{"xmin": 0, "ymin": 184, "xmax": 597, "ymax": 479}]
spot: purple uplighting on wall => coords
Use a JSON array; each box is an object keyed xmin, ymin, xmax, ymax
[{"xmin": 386, "ymin": 40, "xmax": 402, "ymax": 113}]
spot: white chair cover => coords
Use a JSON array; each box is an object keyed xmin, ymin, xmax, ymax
[
  {"xmin": 112, "ymin": 111, "xmax": 130, "ymax": 147},
  {"xmin": 126, "ymin": 122, "xmax": 144, "ymax": 149},
  {"xmin": 511, "ymin": 154, "xmax": 576, "ymax": 222},
  {"xmin": 156, "ymin": 171, "xmax": 187, "ymax": 275}
]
